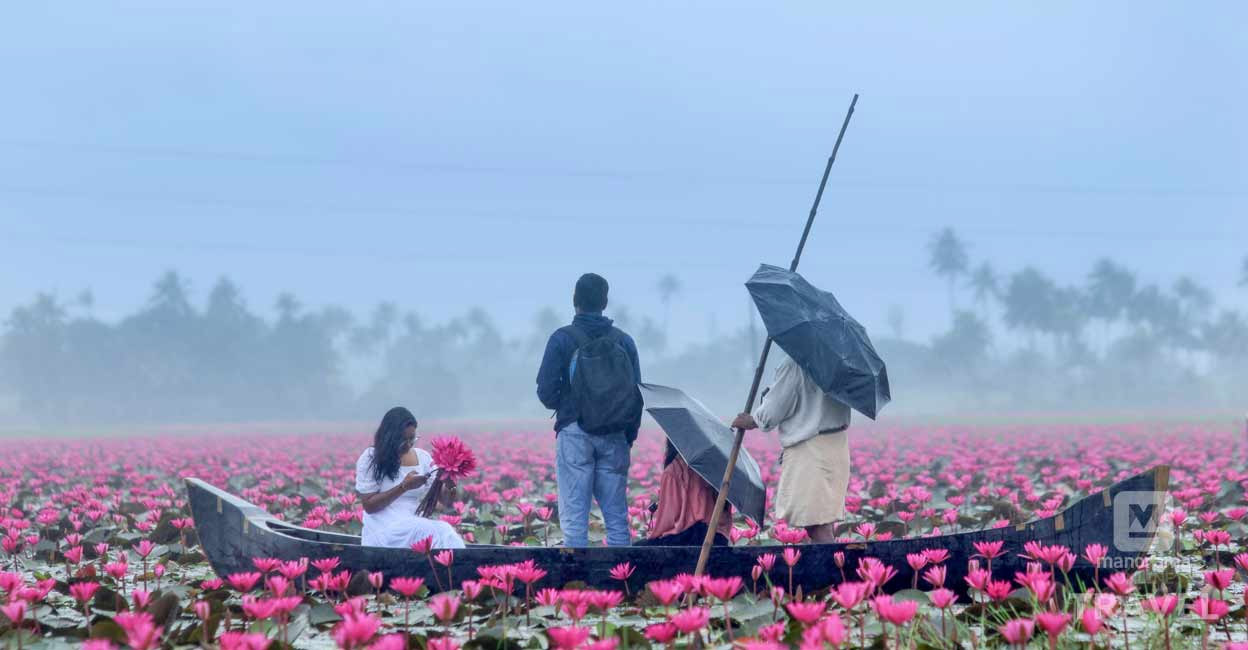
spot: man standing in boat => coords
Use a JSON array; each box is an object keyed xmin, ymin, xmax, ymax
[
  {"xmin": 731, "ymin": 356, "xmax": 850, "ymax": 544},
  {"xmin": 536, "ymin": 273, "xmax": 643, "ymax": 547}
]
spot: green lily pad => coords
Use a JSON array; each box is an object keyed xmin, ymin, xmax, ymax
[
  {"xmin": 892, "ymin": 588, "xmax": 932, "ymax": 604},
  {"xmin": 308, "ymin": 602, "xmax": 342, "ymax": 627}
]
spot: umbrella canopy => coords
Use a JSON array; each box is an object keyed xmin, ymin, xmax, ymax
[
  {"xmin": 746, "ymin": 264, "xmax": 890, "ymax": 419},
  {"xmin": 638, "ymin": 383, "xmax": 767, "ymax": 526}
]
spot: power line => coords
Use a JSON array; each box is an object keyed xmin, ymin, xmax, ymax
[
  {"xmin": 0, "ymin": 183, "xmax": 1244, "ymax": 243},
  {"xmin": 1, "ymin": 137, "xmax": 1245, "ymax": 197},
  {"xmin": 0, "ymin": 229, "xmax": 801, "ymax": 270}
]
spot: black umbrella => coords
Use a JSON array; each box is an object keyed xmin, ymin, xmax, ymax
[
  {"xmin": 746, "ymin": 264, "xmax": 890, "ymax": 419},
  {"xmin": 638, "ymin": 383, "xmax": 767, "ymax": 526}
]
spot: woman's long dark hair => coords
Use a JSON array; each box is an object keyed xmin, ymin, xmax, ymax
[{"xmin": 369, "ymin": 406, "xmax": 417, "ymax": 483}]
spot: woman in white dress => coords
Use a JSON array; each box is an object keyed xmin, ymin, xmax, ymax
[{"xmin": 354, "ymin": 407, "xmax": 465, "ymax": 549}]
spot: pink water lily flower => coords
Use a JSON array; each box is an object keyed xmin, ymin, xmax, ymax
[
  {"xmin": 668, "ymin": 607, "xmax": 711, "ymax": 634},
  {"xmin": 429, "ymin": 593, "xmax": 461, "ymax": 622},
  {"xmin": 756, "ymin": 553, "xmax": 777, "ymax": 571},
  {"xmin": 830, "ymin": 581, "xmax": 868, "ymax": 611},
  {"xmin": 799, "ymin": 615, "xmax": 848, "ymax": 648},
  {"xmin": 756, "ymin": 621, "xmax": 787, "ymax": 642},
  {"xmin": 1081, "ymin": 607, "xmax": 1105, "ymax": 635},
  {"xmin": 1083, "ymin": 543, "xmax": 1108, "ymax": 565},
  {"xmin": 922, "ymin": 564, "xmax": 946, "ymax": 588},
  {"xmin": 1, "ymin": 600, "xmax": 26, "ymax": 625},
  {"xmin": 390, "ymin": 576, "xmax": 424, "ymax": 598},
  {"xmin": 905, "ymin": 552, "xmax": 927, "ymax": 572},
  {"xmin": 218, "ymin": 631, "xmax": 271, "ymax": 650},
  {"xmin": 998, "ymin": 618, "xmax": 1035, "ymax": 646},
  {"xmin": 648, "ymin": 579, "xmax": 684, "ymax": 606},
  {"xmin": 227, "ymin": 571, "xmax": 262, "ymax": 593},
  {"xmin": 1204, "ymin": 568, "xmax": 1234, "ymax": 592},
  {"xmin": 1143, "ymin": 594, "xmax": 1179, "ymax": 616},
  {"xmin": 366, "ymin": 635, "xmax": 409, "ymax": 650},
  {"xmin": 644, "ymin": 621, "xmax": 678, "ymax": 643},
  {"xmin": 785, "ymin": 600, "xmax": 827, "ymax": 626},
  {"xmin": 535, "ymin": 587, "xmax": 561, "ymax": 607},
  {"xmin": 929, "ymin": 588, "xmax": 957, "ymax": 609},
  {"xmin": 1034, "ymin": 611, "xmax": 1071, "ymax": 637},
  {"xmin": 312, "ymin": 557, "xmax": 342, "ymax": 573},
  {"xmin": 332, "ymin": 612, "xmax": 382, "ymax": 649},
  {"xmin": 856, "ymin": 557, "xmax": 898, "ymax": 591},
  {"xmin": 872, "ymin": 595, "xmax": 918, "ymax": 625},
  {"xmin": 70, "ymin": 581, "xmax": 100, "ymax": 604},
  {"xmin": 1103, "ymin": 572, "xmax": 1135, "ymax": 596},
  {"xmin": 704, "ymin": 576, "xmax": 742, "ymax": 602},
  {"xmin": 609, "ymin": 561, "xmax": 634, "ymax": 581},
  {"xmin": 114, "ymin": 611, "xmax": 163, "ymax": 650},
  {"xmin": 973, "ymin": 540, "xmax": 1005, "ymax": 561},
  {"xmin": 547, "ymin": 625, "xmax": 592, "ymax": 650},
  {"xmin": 251, "ymin": 557, "xmax": 280, "ymax": 573},
  {"xmin": 1189, "ymin": 596, "xmax": 1229, "ymax": 623}
]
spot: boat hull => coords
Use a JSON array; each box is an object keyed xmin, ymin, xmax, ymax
[{"xmin": 186, "ymin": 466, "xmax": 1167, "ymax": 598}]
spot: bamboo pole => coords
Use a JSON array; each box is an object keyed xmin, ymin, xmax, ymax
[{"xmin": 692, "ymin": 94, "xmax": 858, "ymax": 578}]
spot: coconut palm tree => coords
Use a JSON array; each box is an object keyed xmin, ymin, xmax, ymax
[
  {"xmin": 931, "ymin": 310, "xmax": 993, "ymax": 367},
  {"xmin": 147, "ymin": 270, "xmax": 195, "ymax": 321},
  {"xmin": 927, "ymin": 228, "xmax": 969, "ymax": 315},
  {"xmin": 656, "ymin": 273, "xmax": 682, "ymax": 341},
  {"xmin": 201, "ymin": 277, "xmax": 268, "ymax": 413},
  {"xmin": 967, "ymin": 262, "xmax": 999, "ymax": 320},
  {"xmin": 1085, "ymin": 259, "xmax": 1136, "ymax": 354},
  {"xmin": 350, "ymin": 301, "xmax": 399, "ymax": 355},
  {"xmin": 1051, "ymin": 285, "xmax": 1090, "ymax": 362},
  {"xmin": 1001, "ymin": 267, "xmax": 1057, "ymax": 351},
  {"xmin": 1173, "ymin": 276, "xmax": 1213, "ymax": 319},
  {"xmin": 1202, "ymin": 310, "xmax": 1248, "ymax": 363},
  {"xmin": 0, "ymin": 293, "xmax": 68, "ymax": 415},
  {"xmin": 274, "ymin": 292, "xmax": 301, "ymax": 323},
  {"xmin": 1126, "ymin": 284, "xmax": 1186, "ymax": 366},
  {"xmin": 75, "ymin": 289, "xmax": 95, "ymax": 316}
]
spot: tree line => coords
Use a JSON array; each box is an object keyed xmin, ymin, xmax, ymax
[
  {"xmin": 918, "ymin": 228, "xmax": 1247, "ymax": 411},
  {"xmin": 1, "ymin": 239, "xmax": 1245, "ymax": 426},
  {"xmin": 0, "ymin": 272, "xmax": 713, "ymax": 425}
]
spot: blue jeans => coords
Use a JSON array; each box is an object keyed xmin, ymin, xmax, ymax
[{"xmin": 556, "ymin": 422, "xmax": 631, "ymax": 547}]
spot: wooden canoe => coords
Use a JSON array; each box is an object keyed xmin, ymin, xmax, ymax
[{"xmin": 185, "ymin": 465, "xmax": 1168, "ymax": 599}]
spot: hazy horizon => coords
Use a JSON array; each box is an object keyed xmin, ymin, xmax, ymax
[{"xmin": 2, "ymin": 2, "xmax": 1245, "ymax": 354}]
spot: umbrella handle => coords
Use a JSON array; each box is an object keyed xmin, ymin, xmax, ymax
[{"xmin": 694, "ymin": 335, "xmax": 773, "ymax": 577}]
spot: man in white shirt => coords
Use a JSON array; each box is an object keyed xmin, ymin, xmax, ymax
[{"xmin": 731, "ymin": 356, "xmax": 850, "ymax": 543}]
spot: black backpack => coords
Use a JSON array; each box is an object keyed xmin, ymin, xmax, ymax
[{"xmin": 561, "ymin": 325, "xmax": 642, "ymax": 434}]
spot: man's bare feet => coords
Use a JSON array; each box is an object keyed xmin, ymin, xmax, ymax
[{"xmin": 805, "ymin": 522, "xmax": 838, "ymax": 544}]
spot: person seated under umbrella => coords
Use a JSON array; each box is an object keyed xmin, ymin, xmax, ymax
[{"xmin": 636, "ymin": 439, "xmax": 733, "ymax": 546}]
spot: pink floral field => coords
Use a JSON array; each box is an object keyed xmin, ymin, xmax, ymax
[{"xmin": 0, "ymin": 421, "xmax": 1246, "ymax": 649}]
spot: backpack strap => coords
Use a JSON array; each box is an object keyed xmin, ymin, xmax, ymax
[{"xmin": 558, "ymin": 324, "xmax": 593, "ymax": 350}]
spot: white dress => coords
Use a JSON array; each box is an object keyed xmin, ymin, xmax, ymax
[{"xmin": 354, "ymin": 447, "xmax": 466, "ymax": 549}]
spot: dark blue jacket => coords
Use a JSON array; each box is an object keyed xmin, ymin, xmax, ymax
[{"xmin": 536, "ymin": 313, "xmax": 641, "ymax": 442}]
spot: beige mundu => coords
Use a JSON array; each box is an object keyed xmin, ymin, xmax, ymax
[{"xmin": 751, "ymin": 356, "xmax": 852, "ymax": 527}]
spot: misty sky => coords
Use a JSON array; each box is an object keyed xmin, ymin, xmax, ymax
[{"xmin": 2, "ymin": 2, "xmax": 1245, "ymax": 350}]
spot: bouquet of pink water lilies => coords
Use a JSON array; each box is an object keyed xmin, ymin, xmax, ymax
[{"xmin": 417, "ymin": 437, "xmax": 479, "ymax": 517}]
